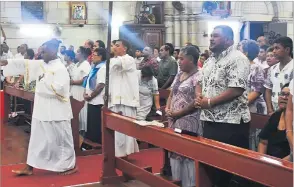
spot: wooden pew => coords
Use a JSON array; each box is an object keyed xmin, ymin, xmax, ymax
[
  {"xmin": 2, "ymin": 85, "xmax": 101, "ymax": 156},
  {"xmin": 101, "ymin": 108, "xmax": 293, "ymax": 187}
]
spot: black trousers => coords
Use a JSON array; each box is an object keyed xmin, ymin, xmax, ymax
[
  {"xmin": 85, "ymin": 104, "xmax": 103, "ymax": 144},
  {"xmin": 203, "ymin": 120, "xmax": 250, "ymax": 187}
]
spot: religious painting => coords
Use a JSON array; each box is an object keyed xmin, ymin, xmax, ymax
[
  {"xmin": 70, "ymin": 2, "xmax": 87, "ymax": 24},
  {"xmin": 202, "ymin": 1, "xmax": 231, "ymax": 18}
]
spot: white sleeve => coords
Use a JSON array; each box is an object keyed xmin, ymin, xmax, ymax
[
  {"xmin": 3, "ymin": 59, "xmax": 26, "ymax": 77},
  {"xmin": 96, "ymin": 66, "xmax": 106, "ymax": 84},
  {"xmin": 0, "ymin": 36, "xmax": 4, "ymax": 44},
  {"xmin": 37, "ymin": 67, "xmax": 69, "ymax": 100},
  {"xmin": 3, "ymin": 59, "xmax": 43, "ymax": 80}
]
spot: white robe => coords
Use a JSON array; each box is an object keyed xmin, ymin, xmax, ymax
[
  {"xmin": 109, "ymin": 54, "xmax": 140, "ymax": 157},
  {"xmin": 3, "ymin": 58, "xmax": 75, "ymax": 172}
]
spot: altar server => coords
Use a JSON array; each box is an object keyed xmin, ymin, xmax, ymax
[
  {"xmin": 0, "ymin": 39, "xmax": 77, "ymax": 176},
  {"xmin": 109, "ymin": 39, "xmax": 140, "ymax": 157}
]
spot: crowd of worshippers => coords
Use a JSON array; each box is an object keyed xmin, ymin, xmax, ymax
[{"xmin": 1, "ymin": 25, "xmax": 293, "ymax": 187}]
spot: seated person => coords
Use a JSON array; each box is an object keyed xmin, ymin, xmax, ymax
[
  {"xmin": 136, "ymin": 66, "xmax": 160, "ymax": 121},
  {"xmin": 258, "ymin": 83, "xmax": 291, "ymax": 159}
]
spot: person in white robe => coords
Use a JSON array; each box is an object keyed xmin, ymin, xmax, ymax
[
  {"xmin": 109, "ymin": 39, "xmax": 140, "ymax": 157},
  {"xmin": 70, "ymin": 46, "xmax": 91, "ymax": 136},
  {"xmin": 0, "ymin": 39, "xmax": 77, "ymax": 176}
]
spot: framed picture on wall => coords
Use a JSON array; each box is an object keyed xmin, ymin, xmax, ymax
[{"xmin": 70, "ymin": 2, "xmax": 87, "ymax": 24}]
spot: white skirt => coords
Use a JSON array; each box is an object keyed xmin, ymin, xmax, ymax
[
  {"xmin": 79, "ymin": 102, "xmax": 88, "ymax": 132},
  {"xmin": 27, "ymin": 118, "xmax": 76, "ymax": 172},
  {"xmin": 110, "ymin": 105, "xmax": 139, "ymax": 157}
]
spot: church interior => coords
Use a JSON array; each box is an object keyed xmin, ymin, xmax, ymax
[{"xmin": 0, "ymin": 1, "xmax": 293, "ymax": 187}]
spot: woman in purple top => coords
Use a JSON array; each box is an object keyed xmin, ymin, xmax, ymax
[
  {"xmin": 238, "ymin": 39, "xmax": 267, "ymax": 151},
  {"xmin": 165, "ymin": 46, "xmax": 203, "ymax": 187}
]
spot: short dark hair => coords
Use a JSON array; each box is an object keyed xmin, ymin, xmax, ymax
[
  {"xmin": 273, "ymin": 36, "xmax": 293, "ymax": 58},
  {"xmin": 200, "ymin": 53, "xmax": 209, "ymax": 60},
  {"xmin": 79, "ymin": 46, "xmax": 92, "ymax": 59},
  {"xmin": 180, "ymin": 45, "xmax": 200, "ymax": 66},
  {"xmin": 239, "ymin": 39, "xmax": 259, "ymax": 61},
  {"xmin": 116, "ymin": 39, "xmax": 130, "ymax": 52},
  {"xmin": 141, "ymin": 66, "xmax": 154, "ymax": 77},
  {"xmin": 94, "ymin": 47, "xmax": 107, "ymax": 61},
  {"xmin": 96, "ymin": 40, "xmax": 105, "ymax": 49},
  {"xmin": 260, "ymin": 45, "xmax": 269, "ymax": 52},
  {"xmin": 174, "ymin": 49, "xmax": 180, "ymax": 54},
  {"xmin": 64, "ymin": 50, "xmax": 75, "ymax": 61},
  {"xmin": 26, "ymin": 48, "xmax": 35, "ymax": 60},
  {"xmin": 214, "ymin": 25, "xmax": 234, "ymax": 40},
  {"xmin": 165, "ymin": 43, "xmax": 174, "ymax": 55},
  {"xmin": 153, "ymin": 47, "xmax": 159, "ymax": 52},
  {"xmin": 266, "ymin": 46, "xmax": 274, "ymax": 53},
  {"xmin": 282, "ymin": 82, "xmax": 290, "ymax": 90}
]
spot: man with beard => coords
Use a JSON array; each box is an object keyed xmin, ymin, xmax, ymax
[{"xmin": 195, "ymin": 25, "xmax": 250, "ymax": 187}]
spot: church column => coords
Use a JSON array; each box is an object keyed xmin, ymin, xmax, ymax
[
  {"xmin": 189, "ymin": 15, "xmax": 197, "ymax": 45},
  {"xmin": 164, "ymin": 15, "xmax": 174, "ymax": 44},
  {"xmin": 180, "ymin": 15, "xmax": 188, "ymax": 47},
  {"xmin": 174, "ymin": 15, "xmax": 181, "ymax": 49}
]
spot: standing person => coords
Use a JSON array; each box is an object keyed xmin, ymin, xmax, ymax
[
  {"xmin": 195, "ymin": 25, "xmax": 250, "ymax": 187},
  {"xmin": 136, "ymin": 66, "xmax": 160, "ymax": 121},
  {"xmin": 0, "ymin": 39, "xmax": 77, "ymax": 175},
  {"xmin": 93, "ymin": 40, "xmax": 105, "ymax": 50},
  {"xmin": 264, "ymin": 37, "xmax": 293, "ymax": 115},
  {"xmin": 15, "ymin": 44, "xmax": 28, "ymax": 59},
  {"xmin": 138, "ymin": 47, "xmax": 159, "ymax": 76},
  {"xmin": 166, "ymin": 46, "xmax": 203, "ymax": 187},
  {"xmin": 71, "ymin": 46, "xmax": 91, "ymax": 137},
  {"xmin": 64, "ymin": 50, "xmax": 76, "ymax": 81},
  {"xmin": 238, "ymin": 39, "xmax": 267, "ymax": 151},
  {"xmin": 84, "ymin": 48, "xmax": 106, "ymax": 144},
  {"xmin": 108, "ymin": 39, "xmax": 140, "ymax": 157},
  {"xmin": 157, "ymin": 44, "xmax": 178, "ymax": 89},
  {"xmin": 134, "ymin": 48, "xmax": 144, "ymax": 69}
]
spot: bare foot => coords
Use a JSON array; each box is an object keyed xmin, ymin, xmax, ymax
[
  {"xmin": 12, "ymin": 166, "xmax": 33, "ymax": 176},
  {"xmin": 59, "ymin": 166, "xmax": 78, "ymax": 175}
]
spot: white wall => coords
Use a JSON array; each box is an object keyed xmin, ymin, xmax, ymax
[
  {"xmin": 0, "ymin": 1, "xmax": 110, "ymax": 54},
  {"xmin": 164, "ymin": 1, "xmax": 293, "ymax": 51}
]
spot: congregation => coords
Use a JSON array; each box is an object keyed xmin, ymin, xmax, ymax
[{"xmin": 0, "ymin": 24, "xmax": 293, "ymax": 187}]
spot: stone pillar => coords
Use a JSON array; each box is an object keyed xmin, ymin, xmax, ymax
[
  {"xmin": 165, "ymin": 15, "xmax": 174, "ymax": 44},
  {"xmin": 174, "ymin": 15, "xmax": 181, "ymax": 49},
  {"xmin": 189, "ymin": 15, "xmax": 197, "ymax": 45},
  {"xmin": 181, "ymin": 15, "xmax": 188, "ymax": 47}
]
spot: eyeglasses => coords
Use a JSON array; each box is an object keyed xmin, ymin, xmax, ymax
[{"xmin": 278, "ymin": 92, "xmax": 290, "ymax": 97}]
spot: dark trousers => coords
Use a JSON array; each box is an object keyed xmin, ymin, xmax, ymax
[
  {"xmin": 85, "ymin": 104, "xmax": 103, "ymax": 144},
  {"xmin": 203, "ymin": 120, "xmax": 250, "ymax": 187}
]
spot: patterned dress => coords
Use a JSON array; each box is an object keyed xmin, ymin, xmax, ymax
[
  {"xmin": 247, "ymin": 63, "xmax": 267, "ymax": 115},
  {"xmin": 168, "ymin": 71, "xmax": 203, "ymax": 187},
  {"xmin": 247, "ymin": 63, "xmax": 267, "ymax": 151}
]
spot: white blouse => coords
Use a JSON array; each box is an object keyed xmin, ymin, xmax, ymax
[{"xmin": 70, "ymin": 60, "xmax": 91, "ymax": 101}]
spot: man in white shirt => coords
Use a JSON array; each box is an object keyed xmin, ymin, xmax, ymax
[
  {"xmin": 14, "ymin": 44, "xmax": 27, "ymax": 59},
  {"xmin": 264, "ymin": 36, "xmax": 293, "ymax": 115},
  {"xmin": 109, "ymin": 39, "xmax": 140, "ymax": 157},
  {"xmin": 0, "ymin": 39, "xmax": 77, "ymax": 176}
]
